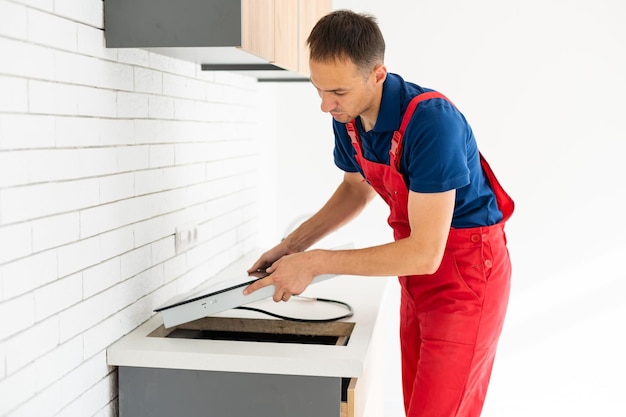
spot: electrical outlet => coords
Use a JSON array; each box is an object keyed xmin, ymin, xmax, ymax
[{"xmin": 175, "ymin": 223, "xmax": 199, "ymax": 253}]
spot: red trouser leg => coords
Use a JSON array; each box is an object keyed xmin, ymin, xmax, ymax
[{"xmin": 399, "ymin": 223, "xmax": 511, "ymax": 417}]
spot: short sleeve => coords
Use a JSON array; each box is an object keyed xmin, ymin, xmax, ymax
[{"xmin": 403, "ymin": 100, "xmax": 471, "ymax": 193}]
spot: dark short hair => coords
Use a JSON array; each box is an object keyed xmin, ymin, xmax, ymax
[{"xmin": 307, "ymin": 9, "xmax": 385, "ymax": 74}]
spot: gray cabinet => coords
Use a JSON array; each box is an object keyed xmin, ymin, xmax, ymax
[{"xmin": 119, "ymin": 367, "xmax": 348, "ymax": 417}]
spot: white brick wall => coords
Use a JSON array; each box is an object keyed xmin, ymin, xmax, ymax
[{"xmin": 0, "ymin": 0, "xmax": 263, "ymax": 415}]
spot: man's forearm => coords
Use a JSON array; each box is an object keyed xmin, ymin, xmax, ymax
[
  {"xmin": 306, "ymin": 238, "xmax": 443, "ymax": 278},
  {"xmin": 283, "ymin": 176, "xmax": 375, "ymax": 253}
]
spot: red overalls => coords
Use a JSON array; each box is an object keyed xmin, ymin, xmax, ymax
[{"xmin": 346, "ymin": 92, "xmax": 514, "ymax": 417}]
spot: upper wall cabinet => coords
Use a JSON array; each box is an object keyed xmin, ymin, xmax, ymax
[{"xmin": 104, "ymin": 0, "xmax": 331, "ymax": 79}]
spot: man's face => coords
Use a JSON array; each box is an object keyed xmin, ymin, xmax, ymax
[{"xmin": 309, "ymin": 59, "xmax": 382, "ymax": 124}]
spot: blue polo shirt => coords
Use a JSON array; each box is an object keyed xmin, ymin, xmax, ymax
[{"xmin": 333, "ymin": 73, "xmax": 502, "ymax": 228}]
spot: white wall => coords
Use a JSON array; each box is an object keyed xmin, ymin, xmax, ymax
[
  {"xmin": 0, "ymin": 1, "xmax": 263, "ymax": 416},
  {"xmin": 266, "ymin": 0, "xmax": 626, "ymax": 416}
]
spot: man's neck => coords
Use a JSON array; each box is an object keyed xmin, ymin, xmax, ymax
[
  {"xmin": 359, "ymin": 101, "xmax": 380, "ymax": 132},
  {"xmin": 359, "ymin": 115, "xmax": 376, "ymax": 132},
  {"xmin": 359, "ymin": 84, "xmax": 383, "ymax": 132}
]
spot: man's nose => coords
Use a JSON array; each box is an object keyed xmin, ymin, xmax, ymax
[{"xmin": 319, "ymin": 94, "xmax": 335, "ymax": 113}]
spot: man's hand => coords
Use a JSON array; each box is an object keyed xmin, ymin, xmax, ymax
[
  {"xmin": 244, "ymin": 251, "xmax": 318, "ymax": 302},
  {"xmin": 246, "ymin": 242, "xmax": 290, "ymax": 277}
]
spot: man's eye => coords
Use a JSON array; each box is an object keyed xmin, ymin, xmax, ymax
[{"xmin": 335, "ymin": 91, "xmax": 346, "ymax": 96}]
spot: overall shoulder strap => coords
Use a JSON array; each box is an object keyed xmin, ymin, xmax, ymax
[
  {"xmin": 345, "ymin": 120, "xmax": 362, "ymax": 154},
  {"xmin": 390, "ymin": 91, "xmax": 453, "ymax": 168}
]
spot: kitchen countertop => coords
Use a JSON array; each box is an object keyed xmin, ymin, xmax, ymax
[{"xmin": 107, "ymin": 251, "xmax": 391, "ymax": 378}]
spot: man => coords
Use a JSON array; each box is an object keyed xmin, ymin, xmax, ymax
[{"xmin": 244, "ymin": 9, "xmax": 514, "ymax": 417}]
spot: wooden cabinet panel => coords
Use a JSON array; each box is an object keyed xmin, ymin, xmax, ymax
[
  {"xmin": 242, "ymin": 0, "xmax": 275, "ymax": 62},
  {"xmin": 341, "ymin": 378, "xmax": 358, "ymax": 417},
  {"xmin": 273, "ymin": 0, "xmax": 299, "ymax": 72},
  {"xmin": 298, "ymin": 0, "xmax": 332, "ymax": 76},
  {"xmin": 242, "ymin": 0, "xmax": 332, "ymax": 75}
]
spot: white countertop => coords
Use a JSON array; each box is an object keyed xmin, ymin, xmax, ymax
[{"xmin": 107, "ymin": 251, "xmax": 391, "ymax": 378}]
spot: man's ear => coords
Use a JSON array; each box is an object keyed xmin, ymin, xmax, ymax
[{"xmin": 374, "ymin": 64, "xmax": 387, "ymax": 84}]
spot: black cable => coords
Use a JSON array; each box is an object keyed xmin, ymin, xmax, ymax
[{"xmin": 234, "ymin": 296, "xmax": 353, "ymax": 323}]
